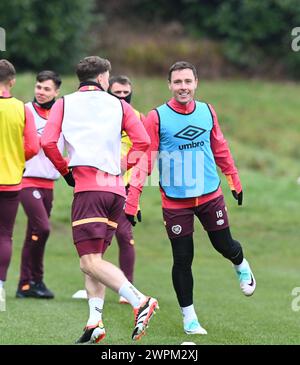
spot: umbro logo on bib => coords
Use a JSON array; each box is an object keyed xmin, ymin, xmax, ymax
[{"xmin": 174, "ymin": 125, "xmax": 206, "ymax": 141}]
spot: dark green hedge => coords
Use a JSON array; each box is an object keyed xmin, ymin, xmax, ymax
[{"xmin": 0, "ymin": 0, "xmax": 94, "ymax": 73}]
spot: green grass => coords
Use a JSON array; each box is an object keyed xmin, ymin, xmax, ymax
[{"xmin": 1, "ymin": 75, "xmax": 300, "ymax": 344}]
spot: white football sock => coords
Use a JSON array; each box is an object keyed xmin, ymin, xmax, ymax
[
  {"xmin": 181, "ymin": 304, "xmax": 198, "ymax": 325},
  {"xmin": 86, "ymin": 297, "xmax": 104, "ymax": 326},
  {"xmin": 234, "ymin": 258, "xmax": 249, "ymax": 271},
  {"xmin": 118, "ymin": 281, "xmax": 146, "ymax": 308},
  {"xmin": 234, "ymin": 258, "xmax": 252, "ymax": 284},
  {"xmin": 0, "ymin": 286, "xmax": 5, "ymax": 312}
]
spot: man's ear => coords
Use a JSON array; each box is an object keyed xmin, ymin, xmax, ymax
[
  {"xmin": 96, "ymin": 74, "xmax": 103, "ymax": 84},
  {"xmin": 96, "ymin": 74, "xmax": 104, "ymax": 88},
  {"xmin": 9, "ymin": 78, "xmax": 16, "ymax": 88}
]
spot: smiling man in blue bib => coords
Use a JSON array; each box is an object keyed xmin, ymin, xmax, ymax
[{"xmin": 126, "ymin": 61, "xmax": 256, "ymax": 336}]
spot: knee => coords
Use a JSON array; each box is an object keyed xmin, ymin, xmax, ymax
[
  {"xmin": 221, "ymin": 239, "xmax": 242, "ymax": 260},
  {"xmin": 208, "ymin": 229, "xmax": 243, "ymax": 260},
  {"xmin": 80, "ymin": 256, "xmax": 92, "ymax": 275},
  {"xmin": 79, "ymin": 254, "xmax": 101, "ymax": 275},
  {"xmin": 79, "ymin": 260, "xmax": 88, "ymax": 275},
  {"xmin": 116, "ymin": 236, "xmax": 134, "ymax": 251},
  {"xmin": 33, "ymin": 224, "xmax": 50, "ymax": 241},
  {"xmin": 115, "ymin": 229, "xmax": 131, "ymax": 245},
  {"xmin": 171, "ymin": 235, "xmax": 194, "ymax": 268},
  {"xmin": 173, "ymin": 252, "xmax": 193, "ymax": 269},
  {"xmin": 41, "ymin": 222, "xmax": 50, "ymax": 236}
]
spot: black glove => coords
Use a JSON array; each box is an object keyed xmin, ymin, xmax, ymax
[
  {"xmin": 125, "ymin": 214, "xmax": 136, "ymax": 226},
  {"xmin": 63, "ymin": 170, "xmax": 75, "ymax": 187},
  {"xmin": 137, "ymin": 210, "xmax": 142, "ymax": 222},
  {"xmin": 232, "ymin": 190, "xmax": 243, "ymax": 206}
]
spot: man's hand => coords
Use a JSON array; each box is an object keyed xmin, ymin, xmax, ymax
[
  {"xmin": 63, "ymin": 170, "xmax": 75, "ymax": 187},
  {"xmin": 125, "ymin": 185, "xmax": 142, "ymax": 226},
  {"xmin": 225, "ymin": 174, "xmax": 242, "ymax": 206},
  {"xmin": 231, "ymin": 190, "xmax": 243, "ymax": 206},
  {"xmin": 125, "ymin": 210, "xmax": 142, "ymax": 226},
  {"xmin": 125, "ymin": 214, "xmax": 136, "ymax": 226},
  {"xmin": 137, "ymin": 210, "xmax": 142, "ymax": 222}
]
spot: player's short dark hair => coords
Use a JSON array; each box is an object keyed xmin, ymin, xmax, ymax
[
  {"xmin": 36, "ymin": 70, "xmax": 62, "ymax": 89},
  {"xmin": 76, "ymin": 56, "xmax": 111, "ymax": 82},
  {"xmin": 168, "ymin": 61, "xmax": 198, "ymax": 81},
  {"xmin": 109, "ymin": 75, "xmax": 132, "ymax": 89},
  {"xmin": 0, "ymin": 59, "xmax": 16, "ymax": 83}
]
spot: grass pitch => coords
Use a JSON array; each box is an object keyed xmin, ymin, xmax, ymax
[{"xmin": 1, "ymin": 76, "xmax": 300, "ymax": 345}]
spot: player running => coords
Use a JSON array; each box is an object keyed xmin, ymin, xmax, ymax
[
  {"xmin": 125, "ymin": 61, "xmax": 256, "ymax": 336},
  {"xmin": 41, "ymin": 56, "xmax": 158, "ymax": 342}
]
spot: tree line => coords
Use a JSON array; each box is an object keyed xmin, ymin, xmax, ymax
[{"xmin": 1, "ymin": 0, "xmax": 300, "ymax": 79}]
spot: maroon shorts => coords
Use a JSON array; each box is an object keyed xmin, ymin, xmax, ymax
[
  {"xmin": 163, "ymin": 195, "xmax": 229, "ymax": 239},
  {"xmin": 105, "ymin": 209, "xmax": 134, "ymax": 246},
  {"xmin": 71, "ymin": 191, "xmax": 125, "ymax": 256}
]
